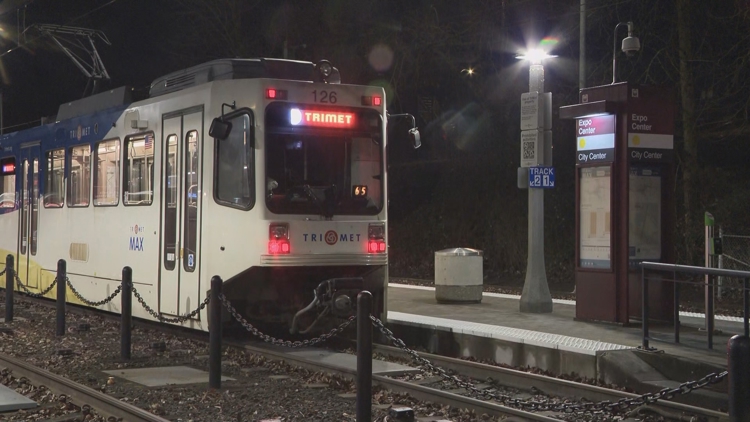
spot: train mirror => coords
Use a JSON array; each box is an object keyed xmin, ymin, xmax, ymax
[
  {"xmin": 389, "ymin": 113, "xmax": 421, "ymax": 149},
  {"xmin": 409, "ymin": 127, "xmax": 421, "ymax": 149},
  {"xmin": 209, "ymin": 118, "xmax": 232, "ymax": 140}
]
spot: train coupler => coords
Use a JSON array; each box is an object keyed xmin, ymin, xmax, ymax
[{"xmin": 289, "ymin": 277, "xmax": 363, "ymax": 334}]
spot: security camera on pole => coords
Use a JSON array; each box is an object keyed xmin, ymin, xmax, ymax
[
  {"xmin": 613, "ymin": 22, "xmax": 640, "ymax": 84},
  {"xmin": 516, "ymin": 48, "xmax": 555, "ymax": 313}
]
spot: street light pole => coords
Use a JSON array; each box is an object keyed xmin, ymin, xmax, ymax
[{"xmin": 518, "ymin": 51, "xmax": 553, "ymax": 313}]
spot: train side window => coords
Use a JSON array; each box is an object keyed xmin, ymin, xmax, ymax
[
  {"xmin": 44, "ymin": 149, "xmax": 65, "ymax": 208},
  {"xmin": 0, "ymin": 157, "xmax": 15, "ymax": 209},
  {"xmin": 94, "ymin": 139, "xmax": 120, "ymax": 206},
  {"xmin": 67, "ymin": 144, "xmax": 91, "ymax": 207},
  {"xmin": 124, "ymin": 133, "xmax": 155, "ymax": 206},
  {"xmin": 215, "ymin": 112, "xmax": 254, "ymax": 209}
]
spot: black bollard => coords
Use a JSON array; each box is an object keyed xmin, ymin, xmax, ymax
[
  {"xmin": 641, "ymin": 266, "xmax": 649, "ymax": 350},
  {"xmin": 356, "ymin": 291, "xmax": 373, "ymax": 422},
  {"xmin": 728, "ymin": 335, "xmax": 750, "ymax": 421},
  {"xmin": 55, "ymin": 259, "xmax": 66, "ymax": 336},
  {"xmin": 5, "ymin": 254, "xmax": 13, "ymax": 322},
  {"xmin": 209, "ymin": 276, "xmax": 222, "ymax": 389},
  {"xmin": 744, "ymin": 278, "xmax": 749, "ymax": 337},
  {"xmin": 121, "ymin": 267, "xmax": 132, "ymax": 360}
]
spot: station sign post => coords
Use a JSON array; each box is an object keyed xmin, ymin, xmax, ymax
[{"xmin": 560, "ymin": 83, "xmax": 675, "ymax": 324}]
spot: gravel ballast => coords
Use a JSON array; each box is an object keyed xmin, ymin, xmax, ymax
[{"xmin": 0, "ymin": 293, "xmax": 502, "ymax": 421}]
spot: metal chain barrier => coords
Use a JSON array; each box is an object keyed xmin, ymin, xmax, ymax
[
  {"xmin": 370, "ymin": 315, "xmax": 728, "ymax": 414},
  {"xmin": 66, "ymin": 277, "xmax": 122, "ymax": 307},
  {"xmin": 131, "ymin": 282, "xmax": 209, "ymax": 324},
  {"xmin": 219, "ymin": 292, "xmax": 355, "ymax": 348},
  {"xmin": 0, "ymin": 267, "xmax": 6, "ymax": 277},
  {"xmin": 14, "ymin": 274, "xmax": 57, "ymax": 298}
]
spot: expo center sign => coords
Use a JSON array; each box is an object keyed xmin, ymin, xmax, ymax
[
  {"xmin": 576, "ymin": 115, "xmax": 615, "ymax": 164},
  {"xmin": 627, "ymin": 87, "xmax": 675, "ymax": 162}
]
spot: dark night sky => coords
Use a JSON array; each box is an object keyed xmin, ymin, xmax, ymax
[
  {"xmin": 0, "ymin": 0, "xmax": 172, "ymax": 128},
  {"xmin": 0, "ymin": 0, "xmax": 582, "ymax": 130}
]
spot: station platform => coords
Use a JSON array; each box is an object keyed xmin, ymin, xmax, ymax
[{"xmin": 385, "ymin": 283, "xmax": 738, "ymax": 408}]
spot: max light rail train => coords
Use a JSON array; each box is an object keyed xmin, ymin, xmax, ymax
[{"xmin": 0, "ymin": 58, "xmax": 419, "ymax": 334}]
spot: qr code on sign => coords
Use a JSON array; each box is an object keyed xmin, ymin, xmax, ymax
[{"xmin": 522, "ymin": 141, "xmax": 535, "ymax": 160}]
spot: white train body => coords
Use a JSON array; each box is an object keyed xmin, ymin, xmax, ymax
[{"xmin": 0, "ymin": 59, "xmax": 394, "ymax": 332}]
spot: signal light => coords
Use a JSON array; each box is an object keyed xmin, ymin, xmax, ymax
[
  {"xmin": 266, "ymin": 89, "xmax": 287, "ymax": 100},
  {"xmin": 361, "ymin": 95, "xmax": 383, "ymax": 107},
  {"xmin": 268, "ymin": 223, "xmax": 290, "ymax": 255}
]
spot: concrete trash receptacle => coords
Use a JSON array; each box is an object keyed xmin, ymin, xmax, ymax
[{"xmin": 434, "ymin": 248, "xmax": 483, "ymax": 303}]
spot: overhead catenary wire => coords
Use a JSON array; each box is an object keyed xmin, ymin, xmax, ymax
[{"xmin": 1, "ymin": 0, "xmax": 119, "ymax": 59}]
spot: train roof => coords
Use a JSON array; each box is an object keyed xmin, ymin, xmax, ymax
[
  {"xmin": 149, "ymin": 58, "xmax": 319, "ymax": 98},
  {"xmin": 49, "ymin": 58, "xmax": 325, "ymax": 124},
  {"xmin": 57, "ymin": 86, "xmax": 134, "ymax": 121}
]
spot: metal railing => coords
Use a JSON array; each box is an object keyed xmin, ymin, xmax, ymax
[
  {"xmin": 719, "ymin": 229, "xmax": 750, "ymax": 299},
  {"xmin": 641, "ymin": 261, "xmax": 750, "ymax": 350}
]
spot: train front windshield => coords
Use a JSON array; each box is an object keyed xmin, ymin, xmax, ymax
[{"xmin": 265, "ymin": 104, "xmax": 383, "ymax": 217}]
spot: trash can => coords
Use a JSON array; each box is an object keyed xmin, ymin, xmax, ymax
[{"xmin": 434, "ymin": 248, "xmax": 483, "ymax": 303}]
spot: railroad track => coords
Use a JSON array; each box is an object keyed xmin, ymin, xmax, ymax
[
  {"xmin": 224, "ymin": 338, "xmax": 728, "ymax": 421},
  {"xmin": 372, "ymin": 344, "xmax": 729, "ymax": 422},
  {"xmin": 2, "ymin": 291, "xmax": 731, "ymax": 421},
  {"xmin": 0, "ymin": 353, "xmax": 170, "ymax": 422}
]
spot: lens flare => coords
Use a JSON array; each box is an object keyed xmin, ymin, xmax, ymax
[
  {"xmin": 368, "ymin": 43, "xmax": 394, "ymax": 72},
  {"xmin": 540, "ymin": 37, "xmax": 559, "ymax": 47}
]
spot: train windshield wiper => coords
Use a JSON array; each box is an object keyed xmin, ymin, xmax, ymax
[{"xmin": 287, "ymin": 184, "xmax": 330, "ymax": 218}]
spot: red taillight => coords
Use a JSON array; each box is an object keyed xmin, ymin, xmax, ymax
[
  {"xmin": 269, "ymin": 239, "xmax": 291, "ymax": 254},
  {"xmin": 372, "ymin": 96, "xmax": 382, "ymax": 106},
  {"xmin": 367, "ymin": 240, "xmax": 386, "ymax": 253},
  {"xmin": 267, "ymin": 88, "xmax": 277, "ymax": 98},
  {"xmin": 268, "ymin": 223, "xmax": 290, "ymax": 254}
]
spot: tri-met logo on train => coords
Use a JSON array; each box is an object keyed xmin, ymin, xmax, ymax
[
  {"xmin": 303, "ymin": 230, "xmax": 362, "ymax": 245},
  {"xmin": 129, "ymin": 223, "xmax": 145, "ymax": 251}
]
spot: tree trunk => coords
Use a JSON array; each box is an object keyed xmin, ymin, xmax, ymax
[{"xmin": 676, "ymin": 0, "xmax": 699, "ymax": 244}]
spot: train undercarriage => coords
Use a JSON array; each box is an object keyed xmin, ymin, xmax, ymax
[{"xmin": 220, "ymin": 265, "xmax": 386, "ymax": 335}]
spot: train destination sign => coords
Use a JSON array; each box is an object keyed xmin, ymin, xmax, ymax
[
  {"xmin": 576, "ymin": 115, "xmax": 615, "ymax": 164},
  {"xmin": 290, "ymin": 108, "xmax": 355, "ymax": 128}
]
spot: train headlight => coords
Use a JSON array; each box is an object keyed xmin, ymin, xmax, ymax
[
  {"xmin": 269, "ymin": 223, "xmax": 290, "ymax": 254},
  {"xmin": 315, "ymin": 60, "xmax": 340, "ymax": 84},
  {"xmin": 316, "ymin": 60, "xmax": 333, "ymax": 78}
]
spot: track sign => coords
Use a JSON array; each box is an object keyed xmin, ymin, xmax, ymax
[{"xmin": 528, "ymin": 166, "xmax": 555, "ymax": 188}]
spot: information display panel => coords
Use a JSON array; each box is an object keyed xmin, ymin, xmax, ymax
[
  {"xmin": 579, "ymin": 166, "xmax": 611, "ymax": 269},
  {"xmin": 628, "ymin": 166, "xmax": 661, "ymax": 267}
]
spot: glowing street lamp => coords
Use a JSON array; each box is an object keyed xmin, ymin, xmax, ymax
[{"xmin": 515, "ymin": 48, "xmax": 556, "ymax": 65}]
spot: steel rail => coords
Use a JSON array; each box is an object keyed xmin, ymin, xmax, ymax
[
  {"xmin": 227, "ymin": 340, "xmax": 564, "ymax": 421},
  {"xmin": 373, "ymin": 343, "xmax": 729, "ymax": 422},
  {"xmin": 0, "ymin": 353, "xmax": 170, "ymax": 422},
  {"xmin": 370, "ymin": 375, "xmax": 562, "ymax": 421}
]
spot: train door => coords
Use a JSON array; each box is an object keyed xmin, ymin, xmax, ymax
[
  {"xmin": 17, "ymin": 143, "xmax": 41, "ymax": 288},
  {"xmin": 159, "ymin": 109, "xmax": 203, "ymax": 318}
]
